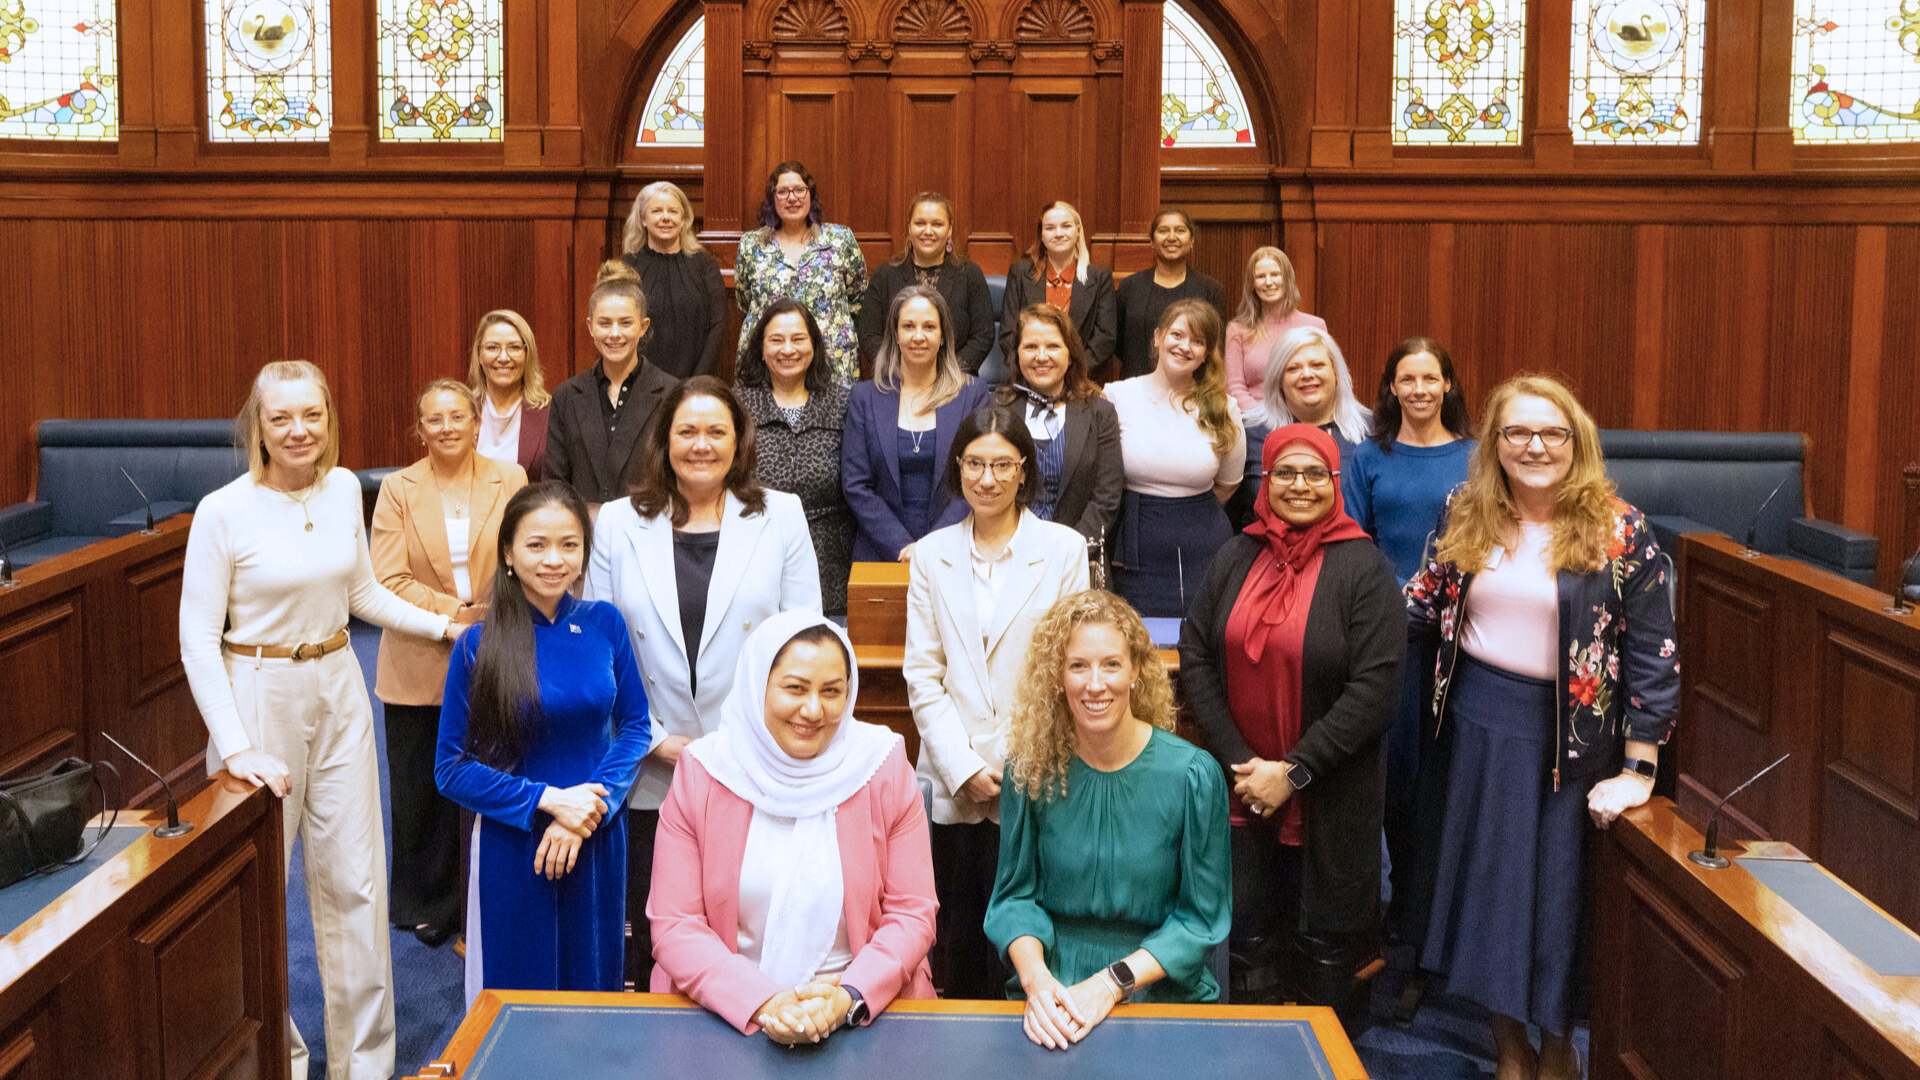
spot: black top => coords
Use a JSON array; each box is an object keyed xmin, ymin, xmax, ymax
[
  {"xmin": 1177, "ymin": 534, "xmax": 1405, "ymax": 935},
  {"xmin": 594, "ymin": 364, "xmax": 639, "ymax": 432},
  {"xmin": 544, "ymin": 360, "xmax": 680, "ymax": 504},
  {"xmin": 672, "ymin": 529, "xmax": 721, "ymax": 696},
  {"xmin": 1114, "ymin": 269, "xmax": 1227, "ymax": 380},
  {"xmin": 624, "ymin": 247, "xmax": 729, "ymax": 380},
  {"xmin": 857, "ymin": 256, "xmax": 996, "ymax": 373},
  {"xmin": 998, "ymin": 259, "xmax": 1118, "ymax": 373}
]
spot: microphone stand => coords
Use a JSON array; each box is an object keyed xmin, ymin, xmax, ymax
[
  {"xmin": 1740, "ymin": 475, "xmax": 1794, "ymax": 560},
  {"xmin": 0, "ymin": 529, "xmax": 15, "ymax": 589},
  {"xmin": 119, "ymin": 466, "xmax": 159, "ymax": 535},
  {"xmin": 1689, "ymin": 752, "xmax": 1790, "ymax": 869},
  {"xmin": 99, "ymin": 731, "xmax": 195, "ymax": 839}
]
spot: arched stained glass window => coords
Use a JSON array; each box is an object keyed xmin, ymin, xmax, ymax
[
  {"xmin": 204, "ymin": 0, "xmax": 332, "ymax": 142},
  {"xmin": 377, "ymin": 0, "xmax": 504, "ymax": 142},
  {"xmin": 636, "ymin": 16, "xmax": 704, "ymax": 145},
  {"xmin": 1792, "ymin": 1, "xmax": 1920, "ymax": 143},
  {"xmin": 1160, "ymin": 1, "xmax": 1254, "ymax": 147},
  {"xmin": 0, "ymin": 2, "xmax": 118, "ymax": 141},
  {"xmin": 1571, "ymin": 0, "xmax": 1706, "ymax": 144},
  {"xmin": 1393, "ymin": 0, "xmax": 1527, "ymax": 146}
]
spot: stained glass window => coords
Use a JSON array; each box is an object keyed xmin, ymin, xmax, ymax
[
  {"xmin": 0, "ymin": 2, "xmax": 117, "ymax": 141},
  {"xmin": 1571, "ymin": 0, "xmax": 1705, "ymax": 144},
  {"xmin": 1792, "ymin": 2, "xmax": 1920, "ymax": 143},
  {"xmin": 377, "ymin": 0, "xmax": 502, "ymax": 142},
  {"xmin": 1160, "ymin": 1, "xmax": 1254, "ymax": 147},
  {"xmin": 636, "ymin": 16, "xmax": 703, "ymax": 145},
  {"xmin": 1393, "ymin": 0, "xmax": 1527, "ymax": 146},
  {"xmin": 204, "ymin": 0, "xmax": 331, "ymax": 142}
]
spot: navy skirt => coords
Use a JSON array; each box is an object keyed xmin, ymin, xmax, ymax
[
  {"xmin": 1420, "ymin": 653, "xmax": 1592, "ymax": 1035},
  {"xmin": 1111, "ymin": 490, "xmax": 1231, "ymax": 617}
]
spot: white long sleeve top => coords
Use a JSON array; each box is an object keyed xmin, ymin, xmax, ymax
[
  {"xmin": 1106, "ymin": 375, "xmax": 1247, "ymax": 498},
  {"xmin": 179, "ymin": 468, "xmax": 451, "ymax": 761}
]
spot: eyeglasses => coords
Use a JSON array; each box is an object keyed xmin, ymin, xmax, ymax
[
  {"xmin": 960, "ymin": 457, "xmax": 1025, "ymax": 480},
  {"xmin": 1265, "ymin": 467, "xmax": 1336, "ymax": 487},
  {"xmin": 1499, "ymin": 426, "xmax": 1573, "ymax": 448},
  {"xmin": 481, "ymin": 343, "xmax": 527, "ymax": 358},
  {"xmin": 774, "ymin": 186, "xmax": 810, "ymax": 201}
]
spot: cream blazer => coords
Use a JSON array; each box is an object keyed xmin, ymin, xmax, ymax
[
  {"xmin": 585, "ymin": 489, "xmax": 821, "ymax": 809},
  {"xmin": 903, "ymin": 511, "xmax": 1090, "ymax": 825},
  {"xmin": 371, "ymin": 454, "xmax": 527, "ymax": 705}
]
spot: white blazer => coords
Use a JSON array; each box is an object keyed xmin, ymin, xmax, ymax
[
  {"xmin": 586, "ymin": 489, "xmax": 822, "ymax": 808},
  {"xmin": 904, "ymin": 511, "xmax": 1090, "ymax": 825}
]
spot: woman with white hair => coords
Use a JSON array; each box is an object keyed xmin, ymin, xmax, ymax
[
  {"xmin": 1260, "ymin": 327, "xmax": 1372, "ymax": 460},
  {"xmin": 622, "ymin": 179, "xmax": 728, "ymax": 379}
]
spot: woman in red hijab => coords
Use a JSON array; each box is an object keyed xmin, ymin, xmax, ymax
[{"xmin": 1177, "ymin": 423, "xmax": 1405, "ymax": 1027}]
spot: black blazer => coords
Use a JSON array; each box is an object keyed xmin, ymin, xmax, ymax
[
  {"xmin": 998, "ymin": 259, "xmax": 1117, "ymax": 372},
  {"xmin": 1177, "ymin": 534, "xmax": 1405, "ymax": 936},
  {"xmin": 543, "ymin": 361, "xmax": 680, "ymax": 504},
  {"xmin": 1047, "ymin": 396, "xmax": 1125, "ymax": 543},
  {"xmin": 857, "ymin": 258, "xmax": 996, "ymax": 373}
]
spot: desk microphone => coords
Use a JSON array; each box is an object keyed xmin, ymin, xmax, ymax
[
  {"xmin": 1689, "ymin": 751, "xmax": 1790, "ymax": 869},
  {"xmin": 0, "ymin": 528, "xmax": 15, "ymax": 588},
  {"xmin": 98, "ymin": 731, "xmax": 195, "ymax": 839},
  {"xmin": 1740, "ymin": 475, "xmax": 1794, "ymax": 558},
  {"xmin": 118, "ymin": 466, "xmax": 158, "ymax": 534},
  {"xmin": 1888, "ymin": 544, "xmax": 1920, "ymax": 617}
]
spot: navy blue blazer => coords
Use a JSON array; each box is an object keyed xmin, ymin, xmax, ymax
[{"xmin": 841, "ymin": 377, "xmax": 995, "ymax": 561}]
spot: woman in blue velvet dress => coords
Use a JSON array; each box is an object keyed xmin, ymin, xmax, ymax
[{"xmin": 437, "ymin": 481, "xmax": 653, "ymax": 1004}]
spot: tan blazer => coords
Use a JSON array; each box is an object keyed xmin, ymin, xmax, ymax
[{"xmin": 371, "ymin": 454, "xmax": 527, "ymax": 705}]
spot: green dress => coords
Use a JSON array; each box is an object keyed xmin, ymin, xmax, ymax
[{"xmin": 984, "ymin": 727, "xmax": 1232, "ymax": 1002}]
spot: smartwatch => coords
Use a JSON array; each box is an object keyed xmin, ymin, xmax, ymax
[
  {"xmin": 843, "ymin": 984, "xmax": 870, "ymax": 1027},
  {"xmin": 1284, "ymin": 760, "xmax": 1314, "ymax": 790},
  {"xmin": 1103, "ymin": 960, "xmax": 1137, "ymax": 1002},
  {"xmin": 1621, "ymin": 757, "xmax": 1657, "ymax": 781}
]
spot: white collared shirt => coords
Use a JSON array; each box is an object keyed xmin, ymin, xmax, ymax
[{"xmin": 967, "ymin": 514, "xmax": 1025, "ymax": 649}]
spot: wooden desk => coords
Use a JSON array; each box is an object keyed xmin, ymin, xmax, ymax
[
  {"xmin": 0, "ymin": 778, "xmax": 288, "ymax": 1079},
  {"xmin": 1590, "ymin": 798, "xmax": 1920, "ymax": 1080},
  {"xmin": 1673, "ymin": 532, "xmax": 1920, "ymax": 929},
  {"xmin": 408, "ymin": 990, "xmax": 1366, "ymax": 1079},
  {"xmin": 0, "ymin": 516, "xmax": 206, "ymax": 807}
]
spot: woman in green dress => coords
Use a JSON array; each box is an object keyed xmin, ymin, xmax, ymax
[{"xmin": 984, "ymin": 590, "xmax": 1231, "ymax": 1050}]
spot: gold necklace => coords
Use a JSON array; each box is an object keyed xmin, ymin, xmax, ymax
[
  {"xmin": 268, "ymin": 474, "xmax": 318, "ymax": 531},
  {"xmin": 431, "ymin": 461, "xmax": 476, "ymax": 519}
]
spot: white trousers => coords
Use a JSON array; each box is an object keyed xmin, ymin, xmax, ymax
[{"xmin": 213, "ymin": 647, "xmax": 397, "ymax": 1080}]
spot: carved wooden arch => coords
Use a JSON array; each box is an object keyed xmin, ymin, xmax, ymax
[
  {"xmin": 1161, "ymin": 0, "xmax": 1292, "ymax": 160},
  {"xmin": 877, "ymin": 0, "xmax": 986, "ymax": 42},
  {"xmin": 755, "ymin": 0, "xmax": 864, "ymax": 41},
  {"xmin": 996, "ymin": 0, "xmax": 1116, "ymax": 43},
  {"xmin": 604, "ymin": 0, "xmax": 707, "ymax": 166}
]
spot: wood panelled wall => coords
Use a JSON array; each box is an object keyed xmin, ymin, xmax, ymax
[{"xmin": 2, "ymin": 0, "xmax": 1917, "ymax": 582}]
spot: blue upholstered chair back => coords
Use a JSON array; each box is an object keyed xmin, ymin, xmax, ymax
[
  {"xmin": 978, "ymin": 274, "xmax": 1010, "ymax": 384},
  {"xmin": 34, "ymin": 419, "xmax": 245, "ymax": 536},
  {"xmin": 1598, "ymin": 430, "xmax": 1804, "ymax": 556}
]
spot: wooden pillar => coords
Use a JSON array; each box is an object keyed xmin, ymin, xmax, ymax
[
  {"xmin": 704, "ymin": 0, "xmax": 748, "ymax": 239},
  {"xmin": 1116, "ymin": 0, "xmax": 1163, "ymax": 239},
  {"xmin": 1309, "ymin": 0, "xmax": 1355, "ymax": 166}
]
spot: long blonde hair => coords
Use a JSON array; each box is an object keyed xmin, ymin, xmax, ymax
[
  {"xmin": 236, "ymin": 360, "xmax": 341, "ymax": 483},
  {"xmin": 872, "ymin": 284, "xmax": 969, "ymax": 406},
  {"xmin": 1006, "ymin": 591, "xmax": 1175, "ymax": 802},
  {"xmin": 1435, "ymin": 373, "xmax": 1618, "ymax": 574},
  {"xmin": 465, "ymin": 309, "xmax": 552, "ymax": 409},
  {"xmin": 1024, "ymin": 200, "xmax": 1090, "ymax": 284},
  {"xmin": 1158, "ymin": 299, "xmax": 1238, "ymax": 457},
  {"xmin": 622, "ymin": 181, "xmax": 705, "ymax": 256},
  {"xmin": 1231, "ymin": 245, "xmax": 1299, "ymax": 330}
]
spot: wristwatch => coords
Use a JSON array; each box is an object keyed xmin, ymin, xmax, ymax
[
  {"xmin": 1284, "ymin": 760, "xmax": 1314, "ymax": 790},
  {"xmin": 1621, "ymin": 757, "xmax": 1657, "ymax": 781},
  {"xmin": 842, "ymin": 985, "xmax": 870, "ymax": 1027},
  {"xmin": 1103, "ymin": 960, "xmax": 1137, "ymax": 1002}
]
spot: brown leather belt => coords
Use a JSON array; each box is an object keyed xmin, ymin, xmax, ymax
[{"xmin": 224, "ymin": 627, "xmax": 351, "ymax": 661}]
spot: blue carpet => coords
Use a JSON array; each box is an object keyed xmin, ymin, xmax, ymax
[{"xmin": 286, "ymin": 622, "xmax": 1587, "ymax": 1077}]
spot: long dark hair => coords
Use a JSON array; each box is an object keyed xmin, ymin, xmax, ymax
[
  {"xmin": 629, "ymin": 376, "xmax": 767, "ymax": 525},
  {"xmin": 999, "ymin": 302, "xmax": 1099, "ymax": 402},
  {"xmin": 737, "ymin": 299, "xmax": 832, "ymax": 395},
  {"xmin": 465, "ymin": 481, "xmax": 593, "ymax": 768},
  {"xmin": 755, "ymin": 160, "xmax": 824, "ymax": 232},
  {"xmin": 1370, "ymin": 336, "xmax": 1471, "ymax": 451},
  {"xmin": 944, "ymin": 404, "xmax": 1041, "ymax": 509}
]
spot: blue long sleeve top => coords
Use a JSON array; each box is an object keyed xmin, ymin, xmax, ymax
[
  {"xmin": 436, "ymin": 594, "xmax": 653, "ymax": 830},
  {"xmin": 1341, "ymin": 438, "xmax": 1475, "ymax": 585}
]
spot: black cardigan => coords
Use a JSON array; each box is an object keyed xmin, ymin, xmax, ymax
[
  {"xmin": 543, "ymin": 361, "xmax": 680, "ymax": 505},
  {"xmin": 856, "ymin": 257, "xmax": 996, "ymax": 373},
  {"xmin": 1177, "ymin": 533, "xmax": 1405, "ymax": 935}
]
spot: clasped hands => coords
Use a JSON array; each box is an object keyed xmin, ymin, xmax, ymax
[
  {"xmin": 533, "ymin": 782, "xmax": 609, "ymax": 880},
  {"xmin": 1230, "ymin": 757, "xmax": 1294, "ymax": 819},
  {"xmin": 755, "ymin": 976, "xmax": 854, "ymax": 1046},
  {"xmin": 1020, "ymin": 967, "xmax": 1121, "ymax": 1050}
]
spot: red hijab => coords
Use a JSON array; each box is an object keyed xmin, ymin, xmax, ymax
[{"xmin": 1234, "ymin": 423, "xmax": 1370, "ymax": 662}]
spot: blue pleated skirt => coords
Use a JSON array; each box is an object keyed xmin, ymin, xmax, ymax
[
  {"xmin": 1420, "ymin": 653, "xmax": 1590, "ymax": 1035},
  {"xmin": 1110, "ymin": 490, "xmax": 1231, "ymax": 617}
]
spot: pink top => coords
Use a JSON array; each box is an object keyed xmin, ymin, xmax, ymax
[
  {"xmin": 648, "ymin": 747, "xmax": 938, "ymax": 1033},
  {"xmin": 1460, "ymin": 520, "xmax": 1559, "ymax": 680},
  {"xmin": 1224, "ymin": 309, "xmax": 1328, "ymax": 415}
]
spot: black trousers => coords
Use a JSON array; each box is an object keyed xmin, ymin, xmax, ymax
[
  {"xmin": 1229, "ymin": 822, "xmax": 1371, "ymax": 1031},
  {"xmin": 930, "ymin": 820, "xmax": 1004, "ymax": 999},
  {"xmin": 625, "ymin": 807, "xmax": 659, "ymax": 989},
  {"xmin": 383, "ymin": 703, "xmax": 464, "ymax": 933}
]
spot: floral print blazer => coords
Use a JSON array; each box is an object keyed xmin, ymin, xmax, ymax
[
  {"xmin": 1404, "ymin": 492, "xmax": 1681, "ymax": 787},
  {"xmin": 735, "ymin": 223, "xmax": 869, "ymax": 384}
]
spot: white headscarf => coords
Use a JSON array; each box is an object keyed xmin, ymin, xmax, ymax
[{"xmin": 685, "ymin": 610, "xmax": 899, "ymax": 987}]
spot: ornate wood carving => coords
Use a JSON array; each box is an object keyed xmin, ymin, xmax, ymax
[
  {"xmin": 1014, "ymin": 0, "xmax": 1095, "ymax": 40},
  {"xmin": 846, "ymin": 41, "xmax": 896, "ymax": 62},
  {"xmin": 743, "ymin": 40, "xmax": 775, "ymax": 60},
  {"xmin": 968, "ymin": 40, "xmax": 1016, "ymax": 62},
  {"xmin": 893, "ymin": 0, "xmax": 971, "ymax": 39},
  {"xmin": 772, "ymin": 0, "xmax": 852, "ymax": 40}
]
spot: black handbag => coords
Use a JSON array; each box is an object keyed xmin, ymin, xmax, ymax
[{"xmin": 0, "ymin": 757, "xmax": 120, "ymax": 889}]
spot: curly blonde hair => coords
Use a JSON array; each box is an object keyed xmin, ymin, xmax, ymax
[
  {"xmin": 1435, "ymin": 373, "xmax": 1618, "ymax": 574},
  {"xmin": 1006, "ymin": 590, "xmax": 1175, "ymax": 802}
]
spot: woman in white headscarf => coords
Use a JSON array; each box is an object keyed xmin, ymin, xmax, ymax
[{"xmin": 648, "ymin": 610, "xmax": 938, "ymax": 1042}]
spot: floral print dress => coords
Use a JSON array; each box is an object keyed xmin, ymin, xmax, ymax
[{"xmin": 734, "ymin": 224, "xmax": 869, "ymax": 384}]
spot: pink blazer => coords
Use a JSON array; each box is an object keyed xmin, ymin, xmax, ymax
[{"xmin": 648, "ymin": 744, "xmax": 939, "ymax": 1033}]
